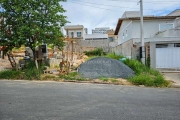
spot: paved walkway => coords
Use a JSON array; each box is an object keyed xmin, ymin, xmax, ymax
[{"xmin": 162, "ymin": 73, "xmax": 180, "ymax": 87}]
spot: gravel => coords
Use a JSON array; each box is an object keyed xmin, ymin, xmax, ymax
[{"xmin": 78, "ymin": 57, "xmax": 135, "ymax": 79}]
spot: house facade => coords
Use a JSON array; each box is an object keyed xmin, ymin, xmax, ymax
[
  {"xmin": 64, "ymin": 25, "xmax": 87, "ymax": 39},
  {"xmin": 92, "ymin": 27, "xmax": 113, "ymax": 34},
  {"xmin": 84, "ymin": 34, "xmax": 108, "ymax": 40},
  {"xmin": 112, "ymin": 10, "xmax": 180, "ymax": 69},
  {"xmin": 63, "ymin": 25, "xmax": 119, "ymax": 53}
]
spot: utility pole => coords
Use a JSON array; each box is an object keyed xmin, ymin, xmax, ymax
[{"xmin": 140, "ymin": 0, "xmax": 145, "ymax": 64}]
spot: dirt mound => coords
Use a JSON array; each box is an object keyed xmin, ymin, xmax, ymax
[{"xmin": 78, "ymin": 57, "xmax": 135, "ymax": 79}]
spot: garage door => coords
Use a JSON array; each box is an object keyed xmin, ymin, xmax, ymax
[{"xmin": 156, "ymin": 47, "xmax": 180, "ymax": 68}]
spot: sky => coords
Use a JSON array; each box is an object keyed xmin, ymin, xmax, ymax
[{"xmin": 61, "ymin": 0, "xmax": 180, "ymax": 34}]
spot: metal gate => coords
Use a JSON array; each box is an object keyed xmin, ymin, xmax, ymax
[{"xmin": 156, "ymin": 47, "xmax": 180, "ymax": 68}]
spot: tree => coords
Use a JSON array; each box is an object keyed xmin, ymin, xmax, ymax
[{"xmin": 0, "ymin": 0, "xmax": 68, "ymax": 59}]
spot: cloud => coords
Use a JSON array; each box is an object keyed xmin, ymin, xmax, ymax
[{"xmin": 61, "ymin": 0, "xmax": 180, "ymax": 34}]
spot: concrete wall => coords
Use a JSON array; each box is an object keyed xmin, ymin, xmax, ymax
[
  {"xmin": 155, "ymin": 29, "xmax": 180, "ymax": 37},
  {"xmin": 109, "ymin": 42, "xmax": 118, "ymax": 48},
  {"xmin": 149, "ymin": 42, "xmax": 156, "ymax": 69},
  {"xmin": 63, "ymin": 39, "xmax": 111, "ymax": 54},
  {"xmin": 80, "ymin": 40, "xmax": 110, "ymax": 52},
  {"xmin": 111, "ymin": 39, "xmax": 133, "ymax": 58},
  {"xmin": 111, "ymin": 44, "xmax": 122, "ymax": 55},
  {"xmin": 85, "ymin": 34, "xmax": 108, "ymax": 40}
]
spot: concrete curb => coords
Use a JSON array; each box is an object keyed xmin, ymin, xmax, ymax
[
  {"xmin": 161, "ymin": 71, "xmax": 180, "ymax": 73},
  {"xmin": 171, "ymin": 84, "xmax": 180, "ymax": 88}
]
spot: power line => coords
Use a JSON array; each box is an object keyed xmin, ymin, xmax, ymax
[
  {"xmin": 109, "ymin": 0, "xmax": 180, "ymax": 2},
  {"xmin": 68, "ymin": 1, "xmax": 122, "ymax": 12},
  {"xmin": 69, "ymin": 0, "xmax": 140, "ymax": 9},
  {"xmin": 68, "ymin": 0, "xmax": 171, "ymax": 12}
]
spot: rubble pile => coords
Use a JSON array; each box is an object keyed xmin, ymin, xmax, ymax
[{"xmin": 78, "ymin": 57, "xmax": 135, "ymax": 79}]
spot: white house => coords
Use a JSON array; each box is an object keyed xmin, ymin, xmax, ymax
[
  {"xmin": 92, "ymin": 27, "xmax": 113, "ymax": 34},
  {"xmin": 64, "ymin": 25, "xmax": 87, "ymax": 39},
  {"xmin": 112, "ymin": 10, "xmax": 180, "ymax": 69},
  {"xmin": 85, "ymin": 34, "xmax": 108, "ymax": 40}
]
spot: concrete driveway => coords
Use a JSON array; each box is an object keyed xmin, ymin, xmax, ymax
[
  {"xmin": 163, "ymin": 73, "xmax": 180, "ymax": 86},
  {"xmin": 0, "ymin": 80, "xmax": 180, "ymax": 120}
]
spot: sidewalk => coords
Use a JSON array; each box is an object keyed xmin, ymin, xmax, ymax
[{"xmin": 162, "ymin": 72, "xmax": 180, "ymax": 88}]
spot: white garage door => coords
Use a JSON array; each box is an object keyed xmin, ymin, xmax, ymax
[{"xmin": 156, "ymin": 47, "xmax": 180, "ymax": 68}]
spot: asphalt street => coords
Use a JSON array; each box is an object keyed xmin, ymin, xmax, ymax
[{"xmin": 0, "ymin": 80, "xmax": 180, "ymax": 120}]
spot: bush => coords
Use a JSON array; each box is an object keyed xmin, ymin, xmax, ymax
[
  {"xmin": 99, "ymin": 77, "xmax": 109, "ymax": 82},
  {"xmin": 123, "ymin": 59, "xmax": 148, "ymax": 75},
  {"xmin": 0, "ymin": 70, "xmax": 21, "ymax": 79},
  {"xmin": 128, "ymin": 73, "xmax": 150, "ymax": 85},
  {"xmin": 0, "ymin": 60, "xmax": 45, "ymax": 80},
  {"xmin": 22, "ymin": 60, "xmax": 44, "ymax": 80},
  {"xmin": 123, "ymin": 59, "xmax": 169, "ymax": 87},
  {"xmin": 106, "ymin": 53, "xmax": 124, "ymax": 60},
  {"xmin": 154, "ymin": 75, "xmax": 169, "ymax": 87},
  {"xmin": 59, "ymin": 72, "xmax": 87, "ymax": 81},
  {"xmin": 105, "ymin": 53, "xmax": 170, "ymax": 87},
  {"xmin": 128, "ymin": 73, "xmax": 169, "ymax": 87},
  {"xmin": 84, "ymin": 48, "xmax": 106, "ymax": 56}
]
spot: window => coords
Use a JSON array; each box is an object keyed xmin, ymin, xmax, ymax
[
  {"xmin": 174, "ymin": 43, "xmax": 180, "ymax": 47},
  {"xmin": 123, "ymin": 33, "xmax": 124, "ymax": 39},
  {"xmin": 156, "ymin": 44, "xmax": 168, "ymax": 48},
  {"xmin": 108, "ymin": 37, "xmax": 114, "ymax": 41},
  {"xmin": 68, "ymin": 32, "xmax": 74, "ymax": 38},
  {"xmin": 159, "ymin": 23, "xmax": 174, "ymax": 31},
  {"xmin": 126, "ymin": 30, "xmax": 128, "ymax": 37},
  {"xmin": 77, "ymin": 32, "xmax": 81, "ymax": 37}
]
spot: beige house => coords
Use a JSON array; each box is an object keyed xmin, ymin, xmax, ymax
[
  {"xmin": 106, "ymin": 30, "xmax": 118, "ymax": 42},
  {"xmin": 64, "ymin": 25, "xmax": 86, "ymax": 39}
]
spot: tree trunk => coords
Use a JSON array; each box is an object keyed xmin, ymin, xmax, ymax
[{"xmin": 7, "ymin": 52, "xmax": 16, "ymax": 69}]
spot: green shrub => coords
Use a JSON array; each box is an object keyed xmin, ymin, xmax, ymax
[
  {"xmin": 154, "ymin": 75, "xmax": 169, "ymax": 87},
  {"xmin": 128, "ymin": 73, "xmax": 150, "ymax": 85},
  {"xmin": 105, "ymin": 53, "xmax": 170, "ymax": 87},
  {"xmin": 106, "ymin": 53, "xmax": 124, "ymax": 60},
  {"xmin": 0, "ymin": 70, "xmax": 21, "ymax": 79},
  {"xmin": 84, "ymin": 48, "xmax": 106, "ymax": 56},
  {"xmin": 59, "ymin": 72, "xmax": 87, "ymax": 81},
  {"xmin": 128, "ymin": 73, "xmax": 169, "ymax": 87},
  {"xmin": 21, "ymin": 61, "xmax": 43, "ymax": 80},
  {"xmin": 148, "ymin": 69, "xmax": 160, "ymax": 76},
  {"xmin": 99, "ymin": 77, "xmax": 109, "ymax": 82},
  {"xmin": 16, "ymin": 60, "xmax": 46, "ymax": 80},
  {"xmin": 123, "ymin": 59, "xmax": 148, "ymax": 75},
  {"xmin": 0, "ymin": 61, "xmax": 47, "ymax": 80}
]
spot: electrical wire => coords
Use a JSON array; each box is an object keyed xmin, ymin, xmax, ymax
[
  {"xmin": 68, "ymin": 0, "xmax": 175, "ymax": 12},
  {"xmin": 108, "ymin": 0, "xmax": 180, "ymax": 3},
  {"xmin": 68, "ymin": 1, "xmax": 122, "ymax": 12}
]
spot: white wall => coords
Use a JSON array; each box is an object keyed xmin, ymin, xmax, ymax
[
  {"xmin": 118, "ymin": 20, "xmax": 133, "ymax": 44},
  {"xmin": 85, "ymin": 34, "xmax": 108, "ymax": 40},
  {"xmin": 118, "ymin": 19, "xmax": 176, "ymax": 45},
  {"xmin": 176, "ymin": 18, "xmax": 180, "ymax": 28},
  {"xmin": 68, "ymin": 29, "xmax": 84, "ymax": 39}
]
